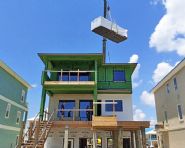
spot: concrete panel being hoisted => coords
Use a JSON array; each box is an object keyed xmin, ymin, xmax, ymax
[{"xmin": 91, "ymin": 16, "xmax": 128, "ymax": 43}]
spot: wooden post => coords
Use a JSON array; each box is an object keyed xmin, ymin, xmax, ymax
[
  {"xmin": 77, "ymin": 69, "xmax": 80, "ymax": 81},
  {"xmin": 64, "ymin": 126, "xmax": 69, "ymax": 148},
  {"xmin": 17, "ymin": 121, "xmax": 25, "ymax": 148},
  {"xmin": 118, "ymin": 129, "xmax": 122, "ymax": 148},
  {"xmin": 28, "ymin": 121, "xmax": 33, "ymax": 140},
  {"xmin": 93, "ymin": 130, "xmax": 97, "ymax": 148},
  {"xmin": 113, "ymin": 100, "xmax": 115, "ymax": 116},
  {"xmin": 112, "ymin": 130, "xmax": 118, "ymax": 148},
  {"xmin": 34, "ymin": 120, "xmax": 40, "ymax": 147},
  {"xmin": 135, "ymin": 130, "xmax": 140, "ymax": 148},
  {"xmin": 131, "ymin": 131, "xmax": 135, "ymax": 148},
  {"xmin": 61, "ymin": 69, "xmax": 63, "ymax": 81},
  {"xmin": 141, "ymin": 128, "xmax": 146, "ymax": 148}
]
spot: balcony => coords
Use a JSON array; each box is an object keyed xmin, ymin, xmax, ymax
[{"xmin": 42, "ymin": 70, "xmax": 96, "ymax": 93}]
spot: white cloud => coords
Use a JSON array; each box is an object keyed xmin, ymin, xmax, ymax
[
  {"xmin": 152, "ymin": 62, "xmax": 176, "ymax": 84},
  {"xmin": 31, "ymin": 84, "xmax": 37, "ymax": 88},
  {"xmin": 140, "ymin": 91, "xmax": 155, "ymax": 107},
  {"xmin": 133, "ymin": 106, "xmax": 146, "ymax": 121},
  {"xmin": 149, "ymin": 0, "xmax": 185, "ymax": 56},
  {"xmin": 129, "ymin": 54, "xmax": 142, "ymax": 88},
  {"xmin": 129, "ymin": 54, "xmax": 139, "ymax": 63}
]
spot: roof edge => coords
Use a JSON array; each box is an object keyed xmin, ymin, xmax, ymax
[
  {"xmin": 0, "ymin": 60, "xmax": 31, "ymax": 89},
  {"xmin": 152, "ymin": 58, "xmax": 185, "ymax": 93}
]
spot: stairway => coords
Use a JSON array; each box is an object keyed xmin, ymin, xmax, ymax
[{"xmin": 21, "ymin": 121, "xmax": 53, "ymax": 148}]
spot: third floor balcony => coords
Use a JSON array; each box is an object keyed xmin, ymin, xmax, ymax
[{"xmin": 42, "ymin": 70, "xmax": 96, "ymax": 93}]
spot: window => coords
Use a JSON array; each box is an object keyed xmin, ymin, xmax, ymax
[
  {"xmin": 57, "ymin": 100, "xmax": 75, "ymax": 118},
  {"xmin": 16, "ymin": 111, "xmax": 21, "ymax": 124},
  {"xmin": 151, "ymin": 134, "xmax": 157, "ymax": 140},
  {"xmin": 166, "ymin": 84, "xmax": 170, "ymax": 94},
  {"xmin": 113, "ymin": 70, "xmax": 126, "ymax": 82},
  {"xmin": 5, "ymin": 103, "xmax": 11, "ymax": 118},
  {"xmin": 21, "ymin": 90, "xmax": 26, "ymax": 102},
  {"xmin": 174, "ymin": 77, "xmax": 178, "ymax": 90},
  {"xmin": 164, "ymin": 111, "xmax": 168, "ymax": 123},
  {"xmin": 177, "ymin": 104, "xmax": 183, "ymax": 120},
  {"xmin": 105, "ymin": 100, "xmax": 123, "ymax": 112}
]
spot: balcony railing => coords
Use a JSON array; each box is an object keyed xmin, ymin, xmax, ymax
[{"xmin": 43, "ymin": 70, "xmax": 96, "ymax": 82}]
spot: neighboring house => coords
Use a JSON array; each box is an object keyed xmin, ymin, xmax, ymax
[
  {"xmin": 152, "ymin": 59, "xmax": 185, "ymax": 148},
  {"xmin": 21, "ymin": 53, "xmax": 149, "ymax": 148},
  {"xmin": 0, "ymin": 60, "xmax": 31, "ymax": 148},
  {"xmin": 146, "ymin": 130, "xmax": 158, "ymax": 148}
]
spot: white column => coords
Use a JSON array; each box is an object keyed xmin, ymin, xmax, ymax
[
  {"xmin": 93, "ymin": 131, "xmax": 97, "ymax": 148},
  {"xmin": 64, "ymin": 126, "xmax": 69, "ymax": 148}
]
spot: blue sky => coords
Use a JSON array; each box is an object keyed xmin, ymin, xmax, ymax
[{"xmin": 0, "ymin": 0, "xmax": 183, "ymax": 127}]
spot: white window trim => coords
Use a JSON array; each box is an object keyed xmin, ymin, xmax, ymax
[
  {"xmin": 177, "ymin": 104, "xmax": 184, "ymax": 121},
  {"xmin": 105, "ymin": 99, "xmax": 123, "ymax": 112},
  {"xmin": 15, "ymin": 135, "xmax": 19, "ymax": 146},
  {"xmin": 16, "ymin": 111, "xmax": 21, "ymax": 125},
  {"xmin": 21, "ymin": 89, "xmax": 25, "ymax": 103},
  {"xmin": 5, "ymin": 103, "xmax": 11, "ymax": 119}
]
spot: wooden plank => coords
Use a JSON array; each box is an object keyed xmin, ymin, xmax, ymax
[{"xmin": 44, "ymin": 81, "xmax": 95, "ymax": 85}]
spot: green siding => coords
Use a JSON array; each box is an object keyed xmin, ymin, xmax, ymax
[
  {"xmin": 0, "ymin": 66, "xmax": 28, "ymax": 147},
  {"xmin": 0, "ymin": 100, "xmax": 24, "ymax": 128},
  {"xmin": 0, "ymin": 129, "xmax": 19, "ymax": 148},
  {"xmin": 0, "ymin": 67, "xmax": 28, "ymax": 106}
]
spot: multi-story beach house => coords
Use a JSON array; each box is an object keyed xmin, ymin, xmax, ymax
[
  {"xmin": 152, "ymin": 59, "xmax": 185, "ymax": 148},
  {"xmin": 146, "ymin": 130, "xmax": 158, "ymax": 148},
  {"xmin": 0, "ymin": 60, "xmax": 30, "ymax": 148},
  {"xmin": 21, "ymin": 53, "xmax": 149, "ymax": 148}
]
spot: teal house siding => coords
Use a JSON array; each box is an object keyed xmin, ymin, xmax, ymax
[{"xmin": 0, "ymin": 61, "xmax": 31, "ymax": 148}]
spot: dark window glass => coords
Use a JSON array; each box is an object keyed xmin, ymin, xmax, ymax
[
  {"xmin": 57, "ymin": 100, "xmax": 75, "ymax": 118},
  {"xmin": 151, "ymin": 135, "xmax": 157, "ymax": 140},
  {"xmin": 115, "ymin": 100, "xmax": 123, "ymax": 111},
  {"xmin": 166, "ymin": 84, "xmax": 170, "ymax": 94},
  {"xmin": 164, "ymin": 111, "xmax": 168, "ymax": 123},
  {"xmin": 105, "ymin": 100, "xmax": 113, "ymax": 112},
  {"xmin": 70, "ymin": 72, "xmax": 78, "ymax": 81},
  {"xmin": 177, "ymin": 105, "xmax": 183, "ymax": 120},
  {"xmin": 79, "ymin": 100, "xmax": 93, "ymax": 121},
  {"xmin": 61, "ymin": 72, "xmax": 69, "ymax": 81},
  {"xmin": 174, "ymin": 77, "xmax": 178, "ymax": 90},
  {"xmin": 113, "ymin": 70, "xmax": 125, "ymax": 81},
  {"xmin": 105, "ymin": 100, "xmax": 123, "ymax": 112},
  {"xmin": 79, "ymin": 72, "xmax": 89, "ymax": 81}
]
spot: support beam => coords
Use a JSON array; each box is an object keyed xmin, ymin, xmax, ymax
[
  {"xmin": 103, "ymin": 0, "xmax": 107, "ymax": 63},
  {"xmin": 141, "ymin": 128, "xmax": 146, "ymax": 148},
  {"xmin": 93, "ymin": 60, "xmax": 98, "ymax": 115},
  {"xmin": 112, "ymin": 130, "xmax": 118, "ymax": 148},
  {"xmin": 131, "ymin": 131, "xmax": 135, "ymax": 148},
  {"xmin": 118, "ymin": 129, "xmax": 122, "ymax": 148},
  {"xmin": 93, "ymin": 131, "xmax": 97, "ymax": 148},
  {"xmin": 135, "ymin": 130, "xmax": 140, "ymax": 148},
  {"xmin": 64, "ymin": 126, "xmax": 69, "ymax": 148},
  {"xmin": 40, "ymin": 88, "xmax": 46, "ymax": 120}
]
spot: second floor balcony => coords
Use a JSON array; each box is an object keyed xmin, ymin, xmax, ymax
[{"xmin": 42, "ymin": 70, "xmax": 96, "ymax": 93}]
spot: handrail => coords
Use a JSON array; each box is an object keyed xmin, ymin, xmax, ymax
[
  {"xmin": 34, "ymin": 109, "xmax": 56, "ymax": 148},
  {"xmin": 22, "ymin": 112, "xmax": 40, "ymax": 141}
]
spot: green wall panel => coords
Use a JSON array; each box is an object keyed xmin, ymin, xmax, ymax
[
  {"xmin": 0, "ymin": 129, "xmax": 19, "ymax": 148},
  {"xmin": 0, "ymin": 100, "xmax": 24, "ymax": 128},
  {"xmin": 0, "ymin": 67, "xmax": 28, "ymax": 106}
]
